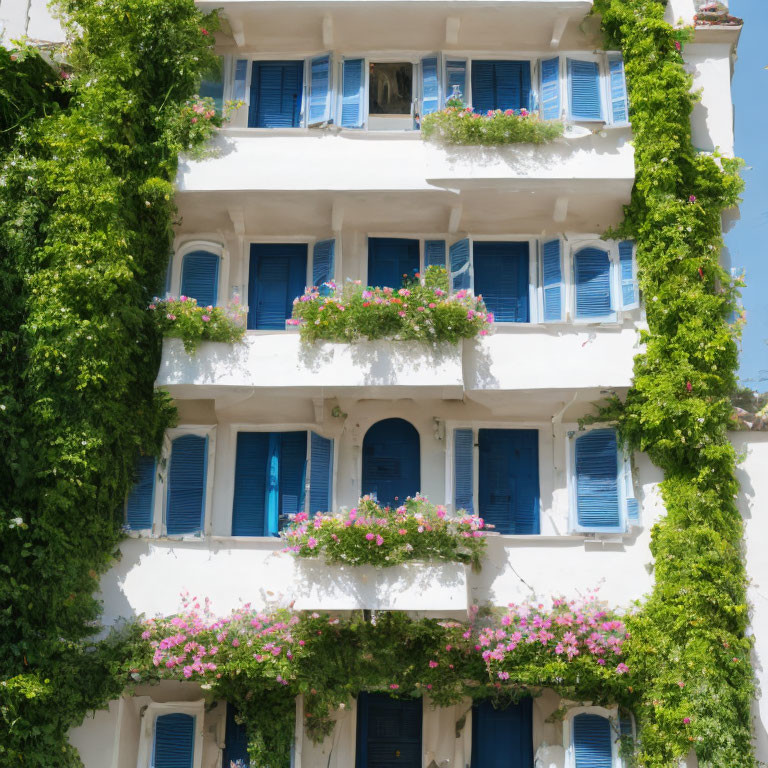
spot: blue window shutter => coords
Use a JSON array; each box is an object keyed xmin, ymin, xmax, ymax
[
  {"xmin": 126, "ymin": 455, "xmax": 155, "ymax": 530},
  {"xmin": 233, "ymin": 59, "xmax": 248, "ymax": 102},
  {"xmin": 541, "ymin": 239, "xmax": 563, "ymax": 322},
  {"xmin": 367, "ymin": 238, "xmax": 420, "ymax": 289},
  {"xmin": 454, "ymin": 429, "xmax": 474, "ymax": 514},
  {"xmin": 449, "ymin": 238, "xmax": 471, "ymax": 292},
  {"xmin": 472, "ymin": 698, "xmax": 533, "ymax": 768},
  {"xmin": 445, "ymin": 59, "xmax": 467, "ymax": 103},
  {"xmin": 573, "ymin": 714, "xmax": 613, "ymax": 768},
  {"xmin": 574, "ymin": 247, "xmax": 613, "ymax": 320},
  {"xmin": 361, "ymin": 418, "xmax": 420, "ymax": 507},
  {"xmin": 540, "ymin": 57, "xmax": 561, "ymax": 120},
  {"xmin": 312, "ymin": 239, "xmax": 335, "ymax": 290},
  {"xmin": 472, "ymin": 61, "xmax": 529, "ymax": 112},
  {"xmin": 473, "ymin": 241, "xmax": 529, "ymax": 323},
  {"xmin": 470, "ymin": 60, "xmax": 495, "ymax": 112},
  {"xmin": 278, "ymin": 431, "xmax": 308, "ymax": 525},
  {"xmin": 424, "ymin": 240, "xmax": 446, "ymax": 269},
  {"xmin": 575, "ymin": 430, "xmax": 622, "ymax": 531},
  {"xmin": 310, "ymin": 432, "xmax": 333, "ymax": 514},
  {"xmin": 180, "ymin": 250, "xmax": 219, "ymax": 307},
  {"xmin": 619, "ymin": 240, "xmax": 639, "ymax": 310},
  {"xmin": 421, "ymin": 55, "xmax": 440, "ymax": 116},
  {"xmin": 249, "ymin": 61, "xmax": 304, "ymax": 128},
  {"xmin": 356, "ymin": 694, "xmax": 422, "ymax": 768},
  {"xmin": 248, "ymin": 243, "xmax": 307, "ymax": 330},
  {"xmin": 166, "ymin": 435, "xmax": 207, "ymax": 536},
  {"xmin": 568, "ymin": 59, "xmax": 602, "ymax": 121},
  {"xmin": 232, "ymin": 432, "xmax": 269, "ymax": 536},
  {"xmin": 308, "ymin": 54, "xmax": 332, "ymax": 124},
  {"xmin": 341, "ymin": 58, "xmax": 365, "ymax": 128},
  {"xmin": 608, "ymin": 56, "xmax": 629, "ymax": 124},
  {"xmin": 152, "ymin": 713, "xmax": 195, "ymax": 768},
  {"xmin": 223, "ymin": 704, "xmax": 250, "ymax": 767},
  {"xmin": 619, "ymin": 712, "xmax": 634, "ymax": 739},
  {"xmin": 620, "ymin": 450, "xmax": 640, "ymax": 526}
]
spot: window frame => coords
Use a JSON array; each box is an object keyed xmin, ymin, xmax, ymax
[
  {"xmin": 136, "ymin": 701, "xmax": 205, "ymax": 768},
  {"xmin": 364, "ymin": 233, "xmax": 446, "ymax": 286},
  {"xmin": 171, "ymin": 239, "xmax": 227, "ymax": 307},
  {"xmin": 566, "ymin": 237, "xmax": 622, "ymax": 324},
  {"xmin": 563, "ymin": 705, "xmax": 626, "ymax": 768}
]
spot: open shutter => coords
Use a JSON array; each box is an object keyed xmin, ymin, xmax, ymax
[
  {"xmin": 573, "ymin": 714, "xmax": 613, "ymax": 768},
  {"xmin": 608, "ymin": 55, "xmax": 629, "ymax": 124},
  {"xmin": 424, "ymin": 240, "xmax": 446, "ymax": 269},
  {"xmin": 420, "ymin": 55, "xmax": 440, "ymax": 117},
  {"xmin": 199, "ymin": 56, "xmax": 225, "ymax": 111},
  {"xmin": 567, "ymin": 59, "xmax": 602, "ymax": 121},
  {"xmin": 232, "ymin": 432, "xmax": 269, "ymax": 536},
  {"xmin": 541, "ymin": 239, "xmax": 563, "ymax": 322},
  {"xmin": 279, "ymin": 432, "xmax": 308, "ymax": 525},
  {"xmin": 309, "ymin": 432, "xmax": 333, "ymax": 514},
  {"xmin": 166, "ymin": 435, "xmax": 207, "ymax": 536},
  {"xmin": 540, "ymin": 57, "xmax": 561, "ymax": 120},
  {"xmin": 153, "ymin": 713, "xmax": 195, "ymax": 768},
  {"xmin": 308, "ymin": 53, "xmax": 332, "ymax": 125},
  {"xmin": 312, "ymin": 239, "xmax": 335, "ymax": 291},
  {"xmin": 126, "ymin": 455, "xmax": 155, "ymax": 530},
  {"xmin": 574, "ymin": 247, "xmax": 614, "ymax": 320},
  {"xmin": 454, "ymin": 429, "xmax": 474, "ymax": 514},
  {"xmin": 574, "ymin": 430, "xmax": 622, "ymax": 532},
  {"xmin": 341, "ymin": 58, "xmax": 365, "ymax": 128},
  {"xmin": 180, "ymin": 250, "xmax": 219, "ymax": 307},
  {"xmin": 223, "ymin": 705, "xmax": 250, "ymax": 767},
  {"xmin": 233, "ymin": 59, "xmax": 248, "ymax": 102},
  {"xmin": 445, "ymin": 59, "xmax": 467, "ymax": 103},
  {"xmin": 619, "ymin": 240, "xmax": 639, "ymax": 310},
  {"xmin": 449, "ymin": 238, "xmax": 471, "ymax": 292},
  {"xmin": 620, "ymin": 451, "xmax": 640, "ymax": 526}
]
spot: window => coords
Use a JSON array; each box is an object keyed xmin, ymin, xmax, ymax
[
  {"xmin": 361, "ymin": 418, "xmax": 420, "ymax": 507},
  {"xmin": 564, "ymin": 707, "xmax": 630, "ymax": 768},
  {"xmin": 166, "ymin": 434, "xmax": 208, "ymax": 536},
  {"xmin": 473, "ymin": 241, "xmax": 530, "ymax": 323},
  {"xmin": 356, "ymin": 693, "xmax": 422, "ymax": 768},
  {"xmin": 471, "ymin": 60, "xmax": 532, "ymax": 112},
  {"xmin": 199, "ymin": 56, "xmax": 224, "ymax": 111},
  {"xmin": 367, "ymin": 238, "xmax": 420, "ymax": 289},
  {"xmin": 137, "ymin": 702, "xmax": 203, "ymax": 768},
  {"xmin": 369, "ymin": 62, "xmax": 412, "ymax": 115},
  {"xmin": 247, "ymin": 243, "xmax": 307, "ymax": 330},
  {"xmin": 573, "ymin": 246, "xmax": 614, "ymax": 321},
  {"xmin": 125, "ymin": 454, "xmax": 156, "ymax": 531},
  {"xmin": 248, "ymin": 61, "xmax": 304, "ymax": 128},
  {"xmin": 180, "ymin": 250, "xmax": 219, "ymax": 307},
  {"xmin": 472, "ymin": 698, "xmax": 533, "ymax": 767}
]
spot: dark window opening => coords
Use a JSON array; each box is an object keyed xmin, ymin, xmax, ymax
[{"xmin": 369, "ymin": 62, "xmax": 413, "ymax": 115}]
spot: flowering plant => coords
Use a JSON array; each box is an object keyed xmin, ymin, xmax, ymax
[
  {"xmin": 281, "ymin": 495, "xmax": 487, "ymax": 569},
  {"xmin": 290, "ymin": 267, "xmax": 492, "ymax": 344},
  {"xmin": 171, "ymin": 95, "xmax": 244, "ymax": 157},
  {"xmin": 151, "ymin": 295, "xmax": 246, "ymax": 353}
]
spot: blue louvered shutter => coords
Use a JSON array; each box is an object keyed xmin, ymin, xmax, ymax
[
  {"xmin": 199, "ymin": 56, "xmax": 224, "ymax": 111},
  {"xmin": 153, "ymin": 713, "xmax": 195, "ymax": 768},
  {"xmin": 233, "ymin": 59, "xmax": 248, "ymax": 102},
  {"xmin": 574, "ymin": 247, "xmax": 614, "ymax": 320},
  {"xmin": 470, "ymin": 60, "xmax": 494, "ymax": 112},
  {"xmin": 424, "ymin": 240, "xmax": 446, "ymax": 269},
  {"xmin": 445, "ymin": 59, "xmax": 467, "ymax": 103},
  {"xmin": 573, "ymin": 714, "xmax": 613, "ymax": 768},
  {"xmin": 232, "ymin": 432, "xmax": 269, "ymax": 536},
  {"xmin": 361, "ymin": 419, "xmax": 420, "ymax": 507},
  {"xmin": 312, "ymin": 239, "xmax": 335, "ymax": 292},
  {"xmin": 619, "ymin": 712, "xmax": 634, "ymax": 740},
  {"xmin": 180, "ymin": 250, "xmax": 219, "ymax": 307},
  {"xmin": 574, "ymin": 430, "xmax": 622, "ymax": 532},
  {"xmin": 308, "ymin": 54, "xmax": 332, "ymax": 124},
  {"xmin": 368, "ymin": 238, "xmax": 419, "ymax": 289},
  {"xmin": 449, "ymin": 238, "xmax": 471, "ymax": 292},
  {"xmin": 619, "ymin": 240, "xmax": 639, "ymax": 310},
  {"xmin": 249, "ymin": 61, "xmax": 303, "ymax": 128},
  {"xmin": 166, "ymin": 435, "xmax": 207, "ymax": 536},
  {"xmin": 620, "ymin": 450, "xmax": 640, "ymax": 526},
  {"xmin": 248, "ymin": 243, "xmax": 308, "ymax": 330},
  {"xmin": 541, "ymin": 239, "xmax": 563, "ymax": 322},
  {"xmin": 472, "ymin": 699, "xmax": 533, "ymax": 768},
  {"xmin": 540, "ymin": 57, "xmax": 561, "ymax": 120},
  {"xmin": 223, "ymin": 705, "xmax": 249, "ymax": 767},
  {"xmin": 454, "ymin": 429, "xmax": 474, "ymax": 514},
  {"xmin": 568, "ymin": 59, "xmax": 602, "ymax": 121},
  {"xmin": 310, "ymin": 432, "xmax": 333, "ymax": 514},
  {"xmin": 341, "ymin": 58, "xmax": 365, "ymax": 128},
  {"xmin": 471, "ymin": 61, "xmax": 530, "ymax": 112},
  {"xmin": 126, "ymin": 455, "xmax": 155, "ymax": 530},
  {"xmin": 421, "ymin": 55, "xmax": 440, "ymax": 116},
  {"xmin": 473, "ymin": 241, "xmax": 529, "ymax": 323},
  {"xmin": 279, "ymin": 432, "xmax": 308, "ymax": 527},
  {"xmin": 608, "ymin": 56, "xmax": 629, "ymax": 124}
]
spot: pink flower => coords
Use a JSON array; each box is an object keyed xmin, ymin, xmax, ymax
[
  {"xmin": 390, "ymin": 683, "xmax": 399, "ymax": 690},
  {"xmin": 201, "ymin": 27, "xmax": 209, "ymax": 35},
  {"xmin": 689, "ymin": 195, "xmax": 696, "ymax": 203},
  {"xmin": 180, "ymin": 296, "xmax": 188, "ymax": 302},
  {"xmin": 376, "ymin": 534, "xmax": 384, "ymax": 546},
  {"xmin": 166, "ymin": 314, "xmax": 176, "ymax": 320},
  {"xmin": 675, "ymin": 40, "xmax": 682, "ymax": 51},
  {"xmin": 307, "ymin": 537, "xmax": 318, "ymax": 549},
  {"xmin": 498, "ymin": 671, "xmax": 510, "ymax": 680},
  {"xmin": 428, "ymin": 302, "xmax": 436, "ymax": 308},
  {"xmin": 429, "ymin": 660, "xmax": 439, "ymax": 668},
  {"xmin": 201, "ymin": 315, "xmax": 210, "ymax": 322},
  {"xmin": 683, "ymin": 717, "xmax": 691, "ymax": 724},
  {"xmin": 398, "ymin": 528, "xmax": 407, "ymax": 535},
  {"xmin": 616, "ymin": 663, "xmax": 629, "ymax": 674},
  {"xmin": 191, "ymin": 117, "xmax": 198, "ymax": 124},
  {"xmin": 365, "ymin": 532, "xmax": 375, "ymax": 541}
]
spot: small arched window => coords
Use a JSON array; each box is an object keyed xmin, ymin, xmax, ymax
[
  {"xmin": 180, "ymin": 249, "xmax": 219, "ymax": 307},
  {"xmin": 361, "ymin": 418, "xmax": 420, "ymax": 507}
]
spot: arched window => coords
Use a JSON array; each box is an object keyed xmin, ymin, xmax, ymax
[
  {"xmin": 361, "ymin": 418, "xmax": 420, "ymax": 507},
  {"xmin": 180, "ymin": 249, "xmax": 220, "ymax": 307}
]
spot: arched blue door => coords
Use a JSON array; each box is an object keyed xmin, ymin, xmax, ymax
[{"xmin": 361, "ymin": 418, "xmax": 420, "ymax": 507}]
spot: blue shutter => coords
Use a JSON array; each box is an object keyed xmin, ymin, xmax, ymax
[
  {"xmin": 424, "ymin": 240, "xmax": 446, "ymax": 269},
  {"xmin": 248, "ymin": 243, "xmax": 307, "ymax": 330},
  {"xmin": 540, "ymin": 57, "xmax": 561, "ymax": 120},
  {"xmin": 233, "ymin": 59, "xmax": 248, "ymax": 102},
  {"xmin": 470, "ymin": 60, "xmax": 495, "ymax": 112},
  {"xmin": 153, "ymin": 713, "xmax": 195, "ymax": 768},
  {"xmin": 449, "ymin": 238, "xmax": 471, "ymax": 292},
  {"xmin": 619, "ymin": 712, "xmax": 634, "ymax": 740},
  {"xmin": 180, "ymin": 250, "xmax": 219, "ymax": 307},
  {"xmin": 568, "ymin": 59, "xmax": 602, "ymax": 121},
  {"xmin": 278, "ymin": 431, "xmax": 308, "ymax": 526},
  {"xmin": 310, "ymin": 432, "xmax": 333, "ymax": 514},
  {"xmin": 126, "ymin": 455, "xmax": 155, "ymax": 530},
  {"xmin": 232, "ymin": 432, "xmax": 269, "ymax": 536},
  {"xmin": 266, "ymin": 433, "xmax": 280, "ymax": 536},
  {"xmin": 312, "ymin": 239, "xmax": 335, "ymax": 291},
  {"xmin": 575, "ymin": 430, "xmax": 622, "ymax": 531},
  {"xmin": 473, "ymin": 241, "xmax": 529, "ymax": 323},
  {"xmin": 166, "ymin": 435, "xmax": 207, "ymax": 536},
  {"xmin": 356, "ymin": 694, "xmax": 422, "ymax": 768},
  {"xmin": 541, "ymin": 239, "xmax": 563, "ymax": 322},
  {"xmin": 620, "ymin": 450, "xmax": 640, "ymax": 526},
  {"xmin": 471, "ymin": 699, "xmax": 533, "ymax": 768},
  {"xmin": 367, "ymin": 238, "xmax": 419, "ymax": 289},
  {"xmin": 573, "ymin": 714, "xmax": 613, "ymax": 768},
  {"xmin": 608, "ymin": 56, "xmax": 629, "ymax": 124},
  {"xmin": 472, "ymin": 61, "xmax": 529, "ymax": 112},
  {"xmin": 478, "ymin": 429, "xmax": 539, "ymax": 535},
  {"xmin": 341, "ymin": 58, "xmax": 365, "ymax": 128},
  {"xmin": 445, "ymin": 59, "xmax": 467, "ymax": 103},
  {"xmin": 199, "ymin": 56, "xmax": 224, "ymax": 111},
  {"xmin": 421, "ymin": 55, "xmax": 440, "ymax": 116},
  {"xmin": 308, "ymin": 54, "xmax": 331, "ymax": 124},
  {"xmin": 454, "ymin": 429, "xmax": 474, "ymax": 514},
  {"xmin": 574, "ymin": 247, "xmax": 613, "ymax": 320},
  {"xmin": 361, "ymin": 418, "xmax": 420, "ymax": 507},
  {"xmin": 619, "ymin": 240, "xmax": 639, "ymax": 310},
  {"xmin": 249, "ymin": 61, "xmax": 303, "ymax": 128},
  {"xmin": 223, "ymin": 704, "xmax": 250, "ymax": 767}
]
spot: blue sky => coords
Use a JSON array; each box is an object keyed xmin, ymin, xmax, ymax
[{"xmin": 727, "ymin": 0, "xmax": 767, "ymax": 387}]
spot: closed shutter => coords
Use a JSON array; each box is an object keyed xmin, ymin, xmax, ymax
[
  {"xmin": 470, "ymin": 60, "xmax": 495, "ymax": 112},
  {"xmin": 540, "ymin": 57, "xmax": 561, "ymax": 120},
  {"xmin": 152, "ymin": 713, "xmax": 195, "ymax": 768},
  {"xmin": 199, "ymin": 56, "xmax": 224, "ymax": 111},
  {"xmin": 233, "ymin": 59, "xmax": 248, "ymax": 102},
  {"xmin": 608, "ymin": 56, "xmax": 629, "ymax": 124},
  {"xmin": 356, "ymin": 694, "xmax": 422, "ymax": 768},
  {"xmin": 278, "ymin": 431, "xmax": 308, "ymax": 526},
  {"xmin": 309, "ymin": 432, "xmax": 333, "ymax": 514},
  {"xmin": 308, "ymin": 54, "xmax": 332, "ymax": 125},
  {"xmin": 453, "ymin": 429, "xmax": 474, "ymax": 514},
  {"xmin": 421, "ymin": 55, "xmax": 440, "ymax": 116},
  {"xmin": 573, "ymin": 713, "xmax": 613, "ymax": 768},
  {"xmin": 449, "ymin": 238, "xmax": 471, "ymax": 292},
  {"xmin": 541, "ymin": 238, "xmax": 563, "ymax": 322},
  {"xmin": 568, "ymin": 59, "xmax": 602, "ymax": 121},
  {"xmin": 367, "ymin": 238, "xmax": 420, "ymax": 289},
  {"xmin": 312, "ymin": 239, "xmax": 335, "ymax": 292},
  {"xmin": 249, "ymin": 61, "xmax": 303, "ymax": 128},
  {"xmin": 445, "ymin": 59, "xmax": 467, "ymax": 103},
  {"xmin": 473, "ymin": 241, "xmax": 529, "ymax": 323},
  {"xmin": 232, "ymin": 432, "xmax": 269, "ymax": 536},
  {"xmin": 248, "ymin": 243, "xmax": 308, "ymax": 330},
  {"xmin": 223, "ymin": 704, "xmax": 250, "ymax": 767},
  {"xmin": 574, "ymin": 430, "xmax": 622, "ymax": 531},
  {"xmin": 341, "ymin": 58, "xmax": 365, "ymax": 128},
  {"xmin": 125, "ymin": 455, "xmax": 155, "ymax": 530},
  {"xmin": 361, "ymin": 418, "xmax": 420, "ymax": 507},
  {"xmin": 619, "ymin": 240, "xmax": 639, "ymax": 310},
  {"xmin": 471, "ymin": 60, "xmax": 530, "ymax": 112},
  {"xmin": 574, "ymin": 247, "xmax": 613, "ymax": 320},
  {"xmin": 166, "ymin": 435, "xmax": 207, "ymax": 536},
  {"xmin": 424, "ymin": 240, "xmax": 446, "ymax": 269},
  {"xmin": 471, "ymin": 699, "xmax": 533, "ymax": 768},
  {"xmin": 180, "ymin": 250, "xmax": 219, "ymax": 307}
]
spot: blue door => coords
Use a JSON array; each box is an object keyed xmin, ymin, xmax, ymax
[
  {"xmin": 361, "ymin": 419, "xmax": 420, "ymax": 507},
  {"xmin": 471, "ymin": 698, "xmax": 533, "ymax": 768},
  {"xmin": 367, "ymin": 238, "xmax": 420, "ymax": 289},
  {"xmin": 222, "ymin": 704, "xmax": 250, "ymax": 767},
  {"xmin": 248, "ymin": 244, "xmax": 307, "ymax": 330},
  {"xmin": 356, "ymin": 694, "xmax": 422, "ymax": 768},
  {"xmin": 248, "ymin": 61, "xmax": 304, "ymax": 128},
  {"xmin": 473, "ymin": 241, "xmax": 529, "ymax": 323}
]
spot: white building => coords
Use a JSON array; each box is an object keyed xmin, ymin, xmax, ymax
[{"xmin": 3, "ymin": 0, "xmax": 761, "ymax": 766}]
